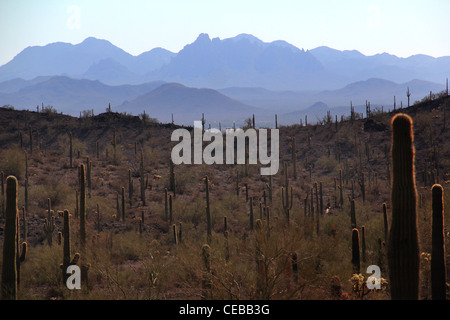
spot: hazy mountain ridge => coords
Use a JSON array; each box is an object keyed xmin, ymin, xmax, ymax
[
  {"xmin": 0, "ymin": 76, "xmax": 166, "ymax": 115},
  {"xmin": 0, "ymin": 37, "xmax": 175, "ymax": 84},
  {"xmin": 148, "ymin": 33, "xmax": 339, "ymax": 90},
  {"xmin": 119, "ymin": 82, "xmax": 262, "ymax": 125},
  {"xmin": 310, "ymin": 46, "xmax": 450, "ymax": 84},
  {"xmin": 1, "ymin": 34, "xmax": 447, "ymax": 91},
  {"xmin": 1, "ymin": 75, "xmax": 444, "ymax": 127},
  {"xmin": 0, "ymin": 34, "xmax": 448, "ymax": 124}
]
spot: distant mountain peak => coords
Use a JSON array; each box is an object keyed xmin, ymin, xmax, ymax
[
  {"xmin": 81, "ymin": 36, "xmax": 101, "ymax": 42},
  {"xmin": 195, "ymin": 33, "xmax": 211, "ymax": 43},
  {"xmin": 230, "ymin": 33, "xmax": 264, "ymax": 44}
]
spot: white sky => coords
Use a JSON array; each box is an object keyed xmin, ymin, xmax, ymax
[{"xmin": 1, "ymin": 0, "xmax": 449, "ymax": 66}]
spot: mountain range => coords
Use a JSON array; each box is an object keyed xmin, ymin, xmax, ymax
[{"xmin": 0, "ymin": 34, "xmax": 448, "ymax": 125}]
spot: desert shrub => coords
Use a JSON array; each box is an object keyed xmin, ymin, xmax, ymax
[
  {"xmin": 29, "ymin": 180, "xmax": 73, "ymax": 211},
  {"xmin": 57, "ymin": 133, "xmax": 87, "ymax": 157},
  {"xmin": 19, "ymin": 244, "xmax": 62, "ymax": 298},
  {"xmin": 315, "ymin": 155, "xmax": 339, "ymax": 173},
  {"xmin": 0, "ymin": 146, "xmax": 26, "ymax": 179},
  {"xmin": 0, "ymin": 131, "xmax": 20, "ymax": 148},
  {"xmin": 43, "ymin": 105, "xmax": 58, "ymax": 114}
]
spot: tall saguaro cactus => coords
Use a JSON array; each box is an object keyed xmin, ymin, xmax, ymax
[
  {"xmin": 79, "ymin": 164, "xmax": 90, "ymax": 290},
  {"xmin": 43, "ymin": 198, "xmax": 55, "ymax": 246},
  {"xmin": 69, "ymin": 132, "xmax": 73, "ymax": 168},
  {"xmin": 351, "ymin": 228, "xmax": 360, "ymax": 274},
  {"xmin": 60, "ymin": 210, "xmax": 79, "ymax": 284},
  {"xmin": 282, "ymin": 163, "xmax": 293, "ymax": 225},
  {"xmin": 387, "ymin": 113, "xmax": 419, "ymax": 300},
  {"xmin": 431, "ymin": 184, "xmax": 446, "ymax": 300},
  {"xmin": 2, "ymin": 176, "xmax": 18, "ymax": 299},
  {"xmin": 1, "ymin": 176, "xmax": 26, "ymax": 300},
  {"xmin": 205, "ymin": 176, "xmax": 212, "ymax": 244},
  {"xmin": 79, "ymin": 164, "xmax": 86, "ymax": 252}
]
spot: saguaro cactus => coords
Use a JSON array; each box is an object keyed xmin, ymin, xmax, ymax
[
  {"xmin": 350, "ymin": 199, "xmax": 357, "ymax": 229},
  {"xmin": 60, "ymin": 210, "xmax": 80, "ymax": 284},
  {"xmin": 169, "ymin": 159, "xmax": 176, "ymax": 196},
  {"xmin": 121, "ymin": 187, "xmax": 125, "ymax": 221},
  {"xmin": 43, "ymin": 198, "xmax": 55, "ymax": 246},
  {"xmin": 128, "ymin": 169, "xmax": 133, "ymax": 207},
  {"xmin": 431, "ymin": 184, "xmax": 446, "ymax": 300},
  {"xmin": 249, "ymin": 198, "xmax": 254, "ymax": 231},
  {"xmin": 79, "ymin": 164, "xmax": 86, "ymax": 252},
  {"xmin": 69, "ymin": 132, "xmax": 73, "ymax": 168},
  {"xmin": 205, "ymin": 176, "xmax": 212, "ymax": 244},
  {"xmin": 112, "ymin": 127, "xmax": 117, "ymax": 162},
  {"xmin": 201, "ymin": 244, "xmax": 212, "ymax": 299},
  {"xmin": 382, "ymin": 203, "xmax": 388, "ymax": 243},
  {"xmin": 164, "ymin": 188, "xmax": 169, "ymax": 221},
  {"xmin": 351, "ymin": 228, "xmax": 360, "ymax": 274},
  {"xmin": 140, "ymin": 151, "xmax": 146, "ymax": 206},
  {"xmin": 339, "ymin": 169, "xmax": 343, "ymax": 207},
  {"xmin": 387, "ymin": 113, "xmax": 419, "ymax": 300},
  {"xmin": 1, "ymin": 176, "xmax": 27, "ymax": 300},
  {"xmin": 281, "ymin": 163, "xmax": 293, "ymax": 225}
]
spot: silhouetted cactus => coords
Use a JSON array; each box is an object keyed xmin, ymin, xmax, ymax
[
  {"xmin": 223, "ymin": 216, "xmax": 228, "ymax": 235},
  {"xmin": 249, "ymin": 198, "xmax": 254, "ymax": 231},
  {"xmin": 112, "ymin": 127, "xmax": 117, "ymax": 162},
  {"xmin": 1, "ymin": 176, "xmax": 26, "ymax": 300},
  {"xmin": 128, "ymin": 169, "xmax": 133, "ymax": 206},
  {"xmin": 79, "ymin": 164, "xmax": 87, "ymax": 252},
  {"xmin": 21, "ymin": 207, "xmax": 27, "ymax": 243},
  {"xmin": 169, "ymin": 159, "xmax": 176, "ymax": 196},
  {"xmin": 319, "ymin": 182, "xmax": 323, "ymax": 216},
  {"xmin": 164, "ymin": 188, "xmax": 169, "ymax": 221},
  {"xmin": 28, "ymin": 126, "xmax": 33, "ymax": 154},
  {"xmin": 60, "ymin": 210, "xmax": 80, "ymax": 284},
  {"xmin": 201, "ymin": 244, "xmax": 212, "ymax": 299},
  {"xmin": 339, "ymin": 169, "xmax": 343, "ymax": 207},
  {"xmin": 140, "ymin": 151, "xmax": 146, "ymax": 206},
  {"xmin": 431, "ymin": 184, "xmax": 446, "ymax": 300},
  {"xmin": 350, "ymin": 199, "xmax": 356, "ymax": 229},
  {"xmin": 351, "ymin": 228, "xmax": 360, "ymax": 274},
  {"xmin": 96, "ymin": 204, "xmax": 101, "ymax": 233},
  {"xmin": 359, "ymin": 172, "xmax": 365, "ymax": 202},
  {"xmin": 69, "ymin": 132, "xmax": 73, "ymax": 168},
  {"xmin": 169, "ymin": 194, "xmax": 173, "ymax": 224},
  {"xmin": 224, "ymin": 230, "xmax": 230, "ymax": 262},
  {"xmin": 387, "ymin": 113, "xmax": 419, "ymax": 300},
  {"xmin": 235, "ymin": 170, "xmax": 240, "ymax": 198},
  {"xmin": 43, "ymin": 198, "xmax": 55, "ymax": 246},
  {"xmin": 0, "ymin": 172, "xmax": 4, "ymax": 218},
  {"xmin": 382, "ymin": 203, "xmax": 388, "ymax": 243},
  {"xmin": 172, "ymin": 224, "xmax": 178, "ymax": 245},
  {"xmin": 291, "ymin": 252, "xmax": 298, "ymax": 283},
  {"xmin": 281, "ymin": 163, "xmax": 293, "ymax": 225},
  {"xmin": 361, "ymin": 225, "xmax": 366, "ymax": 263},
  {"xmin": 121, "ymin": 186, "xmax": 125, "ymax": 221},
  {"xmin": 24, "ymin": 156, "xmax": 28, "ymax": 213},
  {"xmin": 43, "ymin": 214, "xmax": 55, "ymax": 247},
  {"xmin": 291, "ymin": 137, "xmax": 297, "ymax": 180},
  {"xmin": 268, "ymin": 175, "xmax": 273, "ymax": 204},
  {"xmin": 205, "ymin": 176, "xmax": 212, "ymax": 244}
]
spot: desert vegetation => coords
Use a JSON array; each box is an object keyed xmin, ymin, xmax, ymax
[{"xmin": 0, "ymin": 93, "xmax": 449, "ymax": 300}]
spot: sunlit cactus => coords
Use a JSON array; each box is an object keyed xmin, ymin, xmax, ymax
[
  {"xmin": 387, "ymin": 113, "xmax": 419, "ymax": 300},
  {"xmin": 431, "ymin": 184, "xmax": 446, "ymax": 300}
]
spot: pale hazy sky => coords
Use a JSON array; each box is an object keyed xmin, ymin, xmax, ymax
[{"xmin": 1, "ymin": 0, "xmax": 449, "ymax": 66}]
